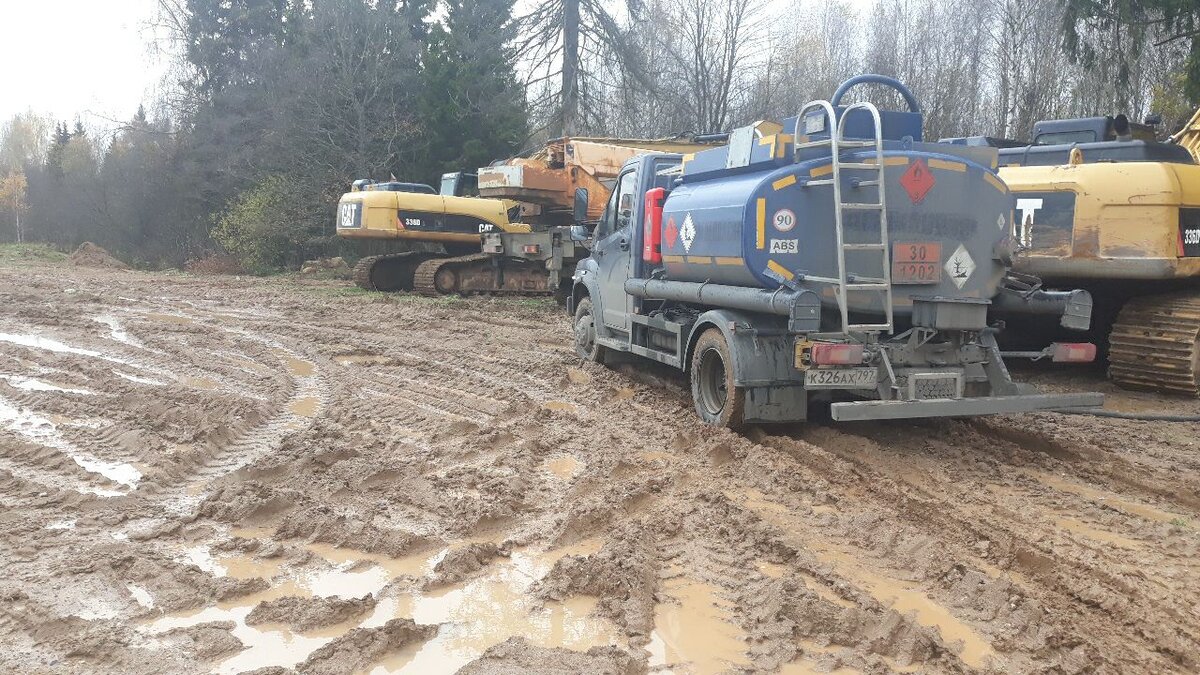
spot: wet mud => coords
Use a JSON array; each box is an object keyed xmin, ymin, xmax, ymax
[{"xmin": 1, "ymin": 263, "xmax": 1198, "ymax": 674}]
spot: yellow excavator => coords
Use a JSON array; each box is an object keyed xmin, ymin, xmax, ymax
[
  {"xmin": 950, "ymin": 113, "xmax": 1200, "ymax": 395},
  {"xmin": 337, "ymin": 137, "xmax": 707, "ymax": 294}
]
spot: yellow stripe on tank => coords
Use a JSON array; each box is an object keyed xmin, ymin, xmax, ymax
[
  {"xmin": 714, "ymin": 256, "xmax": 743, "ymax": 266},
  {"xmin": 983, "ymin": 172, "xmax": 1007, "ymax": 193},
  {"xmin": 766, "ymin": 259, "xmax": 795, "ymax": 281},
  {"xmin": 928, "ymin": 158, "xmax": 966, "ymax": 172},
  {"xmin": 662, "ymin": 254, "xmax": 684, "ymax": 263},
  {"xmin": 685, "ymin": 256, "xmax": 712, "ymax": 264},
  {"xmin": 756, "ymin": 198, "xmax": 766, "ymax": 249},
  {"xmin": 772, "ymin": 175, "xmax": 797, "ymax": 191},
  {"xmin": 866, "ymin": 156, "xmax": 910, "ymax": 167}
]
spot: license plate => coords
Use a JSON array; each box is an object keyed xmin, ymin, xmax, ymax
[
  {"xmin": 892, "ymin": 242, "xmax": 941, "ymax": 284},
  {"xmin": 908, "ymin": 373, "xmax": 960, "ymax": 399},
  {"xmin": 806, "ymin": 367, "xmax": 877, "ymax": 390}
]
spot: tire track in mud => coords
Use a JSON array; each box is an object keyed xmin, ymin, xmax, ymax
[
  {"xmin": 5, "ymin": 266, "xmax": 1199, "ymax": 675},
  {"xmin": 756, "ymin": 421, "xmax": 1200, "ymax": 672}
]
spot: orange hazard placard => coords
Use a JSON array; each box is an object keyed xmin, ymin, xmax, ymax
[{"xmin": 892, "ymin": 242, "xmax": 941, "ymax": 284}]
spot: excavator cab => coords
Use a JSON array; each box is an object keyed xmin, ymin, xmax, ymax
[{"xmin": 439, "ymin": 172, "xmax": 479, "ymax": 197}]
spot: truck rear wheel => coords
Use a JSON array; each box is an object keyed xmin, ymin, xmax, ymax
[
  {"xmin": 691, "ymin": 329, "xmax": 746, "ymax": 429},
  {"xmin": 573, "ymin": 298, "xmax": 607, "ymax": 363}
]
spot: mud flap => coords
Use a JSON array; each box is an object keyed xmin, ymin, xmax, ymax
[{"xmin": 744, "ymin": 386, "xmax": 808, "ymax": 423}]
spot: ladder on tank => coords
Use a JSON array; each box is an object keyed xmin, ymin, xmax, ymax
[{"xmin": 794, "ymin": 100, "xmax": 894, "ymax": 335}]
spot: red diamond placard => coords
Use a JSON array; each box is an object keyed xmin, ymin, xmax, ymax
[
  {"xmin": 899, "ymin": 158, "xmax": 935, "ymax": 204},
  {"xmin": 664, "ymin": 216, "xmax": 678, "ymax": 249}
]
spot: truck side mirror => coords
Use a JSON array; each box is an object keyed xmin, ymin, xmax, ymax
[{"xmin": 573, "ymin": 188, "xmax": 589, "ymax": 226}]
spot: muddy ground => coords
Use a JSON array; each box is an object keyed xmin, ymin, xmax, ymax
[{"xmin": 1, "ymin": 259, "xmax": 1198, "ymax": 675}]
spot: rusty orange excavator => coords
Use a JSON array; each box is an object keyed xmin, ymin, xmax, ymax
[{"xmin": 336, "ymin": 137, "xmax": 707, "ymax": 295}]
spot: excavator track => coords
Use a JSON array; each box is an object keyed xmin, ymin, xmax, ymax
[
  {"xmin": 1108, "ymin": 292, "xmax": 1200, "ymax": 396},
  {"xmin": 413, "ymin": 254, "xmax": 556, "ymax": 296},
  {"xmin": 353, "ymin": 252, "xmax": 444, "ymax": 292}
]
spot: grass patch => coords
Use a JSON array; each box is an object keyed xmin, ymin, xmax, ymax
[{"xmin": 0, "ymin": 243, "xmax": 68, "ymax": 265}]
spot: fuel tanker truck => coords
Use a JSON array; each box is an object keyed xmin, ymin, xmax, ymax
[{"xmin": 567, "ymin": 75, "xmax": 1103, "ymax": 427}]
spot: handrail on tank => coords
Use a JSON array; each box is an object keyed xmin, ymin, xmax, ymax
[
  {"xmin": 832, "ymin": 74, "xmax": 921, "ymax": 113},
  {"xmin": 794, "ymin": 99, "xmax": 839, "ymax": 163}
]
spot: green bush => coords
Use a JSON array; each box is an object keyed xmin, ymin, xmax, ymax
[{"xmin": 212, "ymin": 176, "xmax": 318, "ymax": 274}]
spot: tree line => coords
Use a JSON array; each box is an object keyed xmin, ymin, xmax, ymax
[{"xmin": 0, "ymin": 0, "xmax": 1195, "ymax": 270}]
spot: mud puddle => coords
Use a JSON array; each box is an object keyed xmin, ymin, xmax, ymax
[
  {"xmin": 0, "ymin": 374, "xmax": 92, "ymax": 395},
  {"xmin": 335, "ymin": 354, "xmax": 392, "ymax": 366},
  {"xmin": 542, "ymin": 401, "xmax": 577, "ymax": 413},
  {"xmin": 92, "ymin": 314, "xmax": 139, "ymax": 346},
  {"xmin": 544, "ymin": 455, "xmax": 582, "ymax": 479},
  {"xmin": 647, "ymin": 574, "xmax": 750, "ymax": 674},
  {"xmin": 289, "ymin": 396, "xmax": 320, "ymax": 417},
  {"xmin": 0, "ymin": 332, "xmax": 106, "ymax": 358},
  {"xmin": 275, "ymin": 349, "xmax": 315, "ymax": 377},
  {"xmin": 145, "ymin": 312, "xmax": 196, "ymax": 326},
  {"xmin": 0, "ymin": 396, "xmax": 141, "ymax": 492},
  {"xmin": 150, "ymin": 537, "xmax": 617, "ymax": 673}
]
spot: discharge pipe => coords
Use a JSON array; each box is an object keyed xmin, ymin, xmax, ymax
[
  {"xmin": 991, "ymin": 288, "xmax": 1093, "ymax": 331},
  {"xmin": 625, "ymin": 278, "xmax": 815, "ymax": 318}
]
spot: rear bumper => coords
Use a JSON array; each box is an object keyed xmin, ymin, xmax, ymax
[{"xmin": 830, "ymin": 392, "xmax": 1103, "ymax": 421}]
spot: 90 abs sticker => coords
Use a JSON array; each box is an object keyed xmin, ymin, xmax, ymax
[
  {"xmin": 773, "ymin": 209, "xmax": 796, "ymax": 232},
  {"xmin": 770, "ymin": 239, "xmax": 798, "ymax": 254}
]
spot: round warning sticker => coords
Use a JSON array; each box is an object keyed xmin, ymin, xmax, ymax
[{"xmin": 773, "ymin": 208, "xmax": 796, "ymax": 232}]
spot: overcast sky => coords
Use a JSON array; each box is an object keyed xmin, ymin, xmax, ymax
[
  {"xmin": 0, "ymin": 0, "xmax": 166, "ymax": 131},
  {"xmin": 1, "ymin": 0, "xmax": 879, "ymax": 136}
]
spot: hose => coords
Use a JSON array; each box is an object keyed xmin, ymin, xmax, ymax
[{"xmin": 1053, "ymin": 407, "xmax": 1200, "ymax": 421}]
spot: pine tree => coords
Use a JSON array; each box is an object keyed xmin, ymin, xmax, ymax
[
  {"xmin": 419, "ymin": 0, "xmax": 527, "ymax": 179},
  {"xmin": 47, "ymin": 123, "xmax": 72, "ymax": 181}
]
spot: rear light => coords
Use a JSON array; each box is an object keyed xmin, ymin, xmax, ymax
[
  {"xmin": 643, "ymin": 187, "xmax": 667, "ymax": 264},
  {"xmin": 522, "ymin": 244, "xmax": 541, "ymax": 254},
  {"xmin": 810, "ymin": 343, "xmax": 865, "ymax": 365},
  {"xmin": 1051, "ymin": 342, "xmax": 1096, "ymax": 363}
]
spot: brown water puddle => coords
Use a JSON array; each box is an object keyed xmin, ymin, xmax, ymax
[
  {"xmin": 145, "ymin": 312, "xmax": 195, "ymax": 325},
  {"xmin": 1055, "ymin": 517, "xmax": 1143, "ymax": 549},
  {"xmin": 611, "ymin": 387, "xmax": 636, "ymax": 401},
  {"xmin": 566, "ymin": 367, "xmax": 592, "ymax": 385},
  {"xmin": 181, "ymin": 376, "xmax": 220, "ymax": 391},
  {"xmin": 756, "ymin": 561, "xmax": 786, "ymax": 579},
  {"xmin": 1024, "ymin": 469, "xmax": 1181, "ymax": 523},
  {"xmin": 289, "ymin": 396, "xmax": 319, "ymax": 417},
  {"xmin": 545, "ymin": 455, "xmax": 582, "ymax": 479},
  {"xmin": 147, "ymin": 536, "xmax": 616, "ymax": 674},
  {"xmin": 275, "ymin": 349, "xmax": 315, "ymax": 377},
  {"xmin": 647, "ymin": 576, "xmax": 751, "ymax": 674},
  {"xmin": 334, "ymin": 354, "xmax": 392, "ymax": 366},
  {"xmin": 542, "ymin": 400, "xmax": 577, "ymax": 413},
  {"xmin": 731, "ymin": 489, "xmax": 997, "ymax": 670},
  {"xmin": 228, "ymin": 356, "xmax": 275, "ymax": 376}
]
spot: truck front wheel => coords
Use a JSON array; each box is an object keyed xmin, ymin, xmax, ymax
[
  {"xmin": 573, "ymin": 297, "xmax": 607, "ymax": 363},
  {"xmin": 691, "ymin": 329, "xmax": 746, "ymax": 429}
]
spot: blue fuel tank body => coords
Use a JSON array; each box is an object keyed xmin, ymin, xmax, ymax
[{"xmin": 658, "ymin": 107, "xmax": 1011, "ymax": 316}]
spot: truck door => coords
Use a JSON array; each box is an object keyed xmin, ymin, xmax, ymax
[{"xmin": 594, "ymin": 169, "xmax": 637, "ymax": 333}]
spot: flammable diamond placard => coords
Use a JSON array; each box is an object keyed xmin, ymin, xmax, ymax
[{"xmin": 899, "ymin": 158, "xmax": 935, "ymax": 204}]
